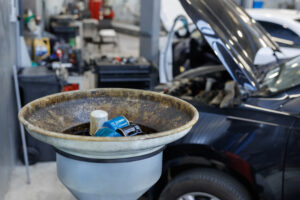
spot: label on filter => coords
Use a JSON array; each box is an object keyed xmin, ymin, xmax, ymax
[{"xmin": 103, "ymin": 116, "xmax": 129, "ymax": 131}]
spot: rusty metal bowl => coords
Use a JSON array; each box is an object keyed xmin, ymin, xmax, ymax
[{"xmin": 18, "ymin": 88, "xmax": 198, "ymax": 159}]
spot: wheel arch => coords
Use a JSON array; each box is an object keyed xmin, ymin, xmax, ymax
[{"xmin": 149, "ymin": 144, "xmax": 259, "ymax": 200}]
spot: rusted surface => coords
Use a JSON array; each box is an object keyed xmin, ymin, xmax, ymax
[{"xmin": 18, "ymin": 88, "xmax": 198, "ymax": 142}]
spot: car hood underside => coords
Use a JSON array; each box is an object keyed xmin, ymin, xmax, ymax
[{"xmin": 179, "ymin": 0, "xmax": 280, "ymax": 91}]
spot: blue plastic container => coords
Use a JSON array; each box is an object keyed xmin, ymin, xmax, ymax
[{"xmin": 253, "ymin": 1, "xmax": 264, "ymax": 8}]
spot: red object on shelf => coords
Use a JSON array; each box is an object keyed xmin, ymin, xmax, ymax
[
  {"xmin": 115, "ymin": 56, "xmax": 122, "ymax": 62},
  {"xmin": 35, "ymin": 14, "xmax": 41, "ymax": 25},
  {"xmin": 89, "ymin": 0, "xmax": 104, "ymax": 20},
  {"xmin": 56, "ymin": 49, "xmax": 63, "ymax": 60},
  {"xmin": 63, "ymin": 83, "xmax": 79, "ymax": 92},
  {"xmin": 103, "ymin": 6, "xmax": 115, "ymax": 19}
]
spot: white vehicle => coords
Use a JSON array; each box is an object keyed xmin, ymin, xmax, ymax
[{"xmin": 247, "ymin": 9, "xmax": 300, "ymax": 58}]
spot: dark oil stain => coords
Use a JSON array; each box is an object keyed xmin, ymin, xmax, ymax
[{"xmin": 62, "ymin": 122, "xmax": 158, "ymax": 136}]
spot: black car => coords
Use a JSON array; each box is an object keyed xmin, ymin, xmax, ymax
[{"xmin": 149, "ymin": 0, "xmax": 300, "ymax": 200}]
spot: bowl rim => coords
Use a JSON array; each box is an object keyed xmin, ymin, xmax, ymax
[{"xmin": 18, "ymin": 88, "xmax": 199, "ymax": 142}]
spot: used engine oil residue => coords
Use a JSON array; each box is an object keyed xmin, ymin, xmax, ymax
[
  {"xmin": 63, "ymin": 122, "xmax": 90, "ymax": 136},
  {"xmin": 63, "ymin": 122, "xmax": 157, "ymax": 136}
]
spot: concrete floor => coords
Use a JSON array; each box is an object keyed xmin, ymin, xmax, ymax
[
  {"xmin": 4, "ymin": 162, "xmax": 75, "ymax": 200},
  {"xmin": 4, "ymin": 161, "xmax": 148, "ymax": 200},
  {"xmin": 4, "ymin": 32, "xmax": 141, "ymax": 200}
]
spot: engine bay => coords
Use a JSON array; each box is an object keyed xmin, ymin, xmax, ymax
[{"xmin": 162, "ymin": 69, "xmax": 243, "ymax": 108}]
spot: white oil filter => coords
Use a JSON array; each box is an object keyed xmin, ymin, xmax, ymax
[{"xmin": 89, "ymin": 110, "xmax": 108, "ymax": 135}]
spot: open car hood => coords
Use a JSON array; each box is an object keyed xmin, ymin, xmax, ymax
[{"xmin": 180, "ymin": 0, "xmax": 280, "ymax": 91}]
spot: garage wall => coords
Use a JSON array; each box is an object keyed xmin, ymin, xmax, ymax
[
  {"xmin": 0, "ymin": 0, "xmax": 18, "ymax": 197},
  {"xmin": 112, "ymin": 0, "xmax": 140, "ymax": 25},
  {"xmin": 264, "ymin": 0, "xmax": 297, "ymax": 8},
  {"xmin": 22, "ymin": 0, "xmax": 42, "ymax": 14},
  {"xmin": 112, "ymin": 0, "xmax": 248, "ymax": 26},
  {"xmin": 249, "ymin": 0, "xmax": 300, "ymax": 8}
]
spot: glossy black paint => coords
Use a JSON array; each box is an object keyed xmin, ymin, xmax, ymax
[
  {"xmin": 284, "ymin": 128, "xmax": 300, "ymax": 200},
  {"xmin": 149, "ymin": 0, "xmax": 300, "ymax": 199},
  {"xmin": 151, "ymin": 94, "xmax": 300, "ymax": 200}
]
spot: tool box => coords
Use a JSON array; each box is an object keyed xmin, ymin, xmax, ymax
[
  {"xmin": 93, "ymin": 56, "xmax": 156, "ymax": 90},
  {"xmin": 18, "ymin": 66, "xmax": 62, "ymax": 164}
]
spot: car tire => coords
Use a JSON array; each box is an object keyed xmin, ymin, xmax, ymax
[{"xmin": 159, "ymin": 168, "xmax": 251, "ymax": 200}]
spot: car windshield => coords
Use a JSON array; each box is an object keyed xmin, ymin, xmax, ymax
[{"xmin": 260, "ymin": 56, "xmax": 300, "ymax": 93}]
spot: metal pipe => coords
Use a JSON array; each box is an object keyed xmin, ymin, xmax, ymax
[
  {"xmin": 13, "ymin": 65, "xmax": 31, "ymax": 184},
  {"xmin": 12, "ymin": 0, "xmax": 30, "ymax": 183},
  {"xmin": 140, "ymin": 0, "xmax": 161, "ymax": 66}
]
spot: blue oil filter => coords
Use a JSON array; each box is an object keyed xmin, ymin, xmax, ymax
[
  {"xmin": 103, "ymin": 116, "xmax": 130, "ymax": 131},
  {"xmin": 94, "ymin": 127, "xmax": 122, "ymax": 137}
]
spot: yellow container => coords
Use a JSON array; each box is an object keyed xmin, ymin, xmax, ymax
[{"xmin": 33, "ymin": 38, "xmax": 50, "ymax": 62}]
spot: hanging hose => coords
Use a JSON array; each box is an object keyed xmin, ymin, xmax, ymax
[{"xmin": 162, "ymin": 15, "xmax": 189, "ymax": 83}]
